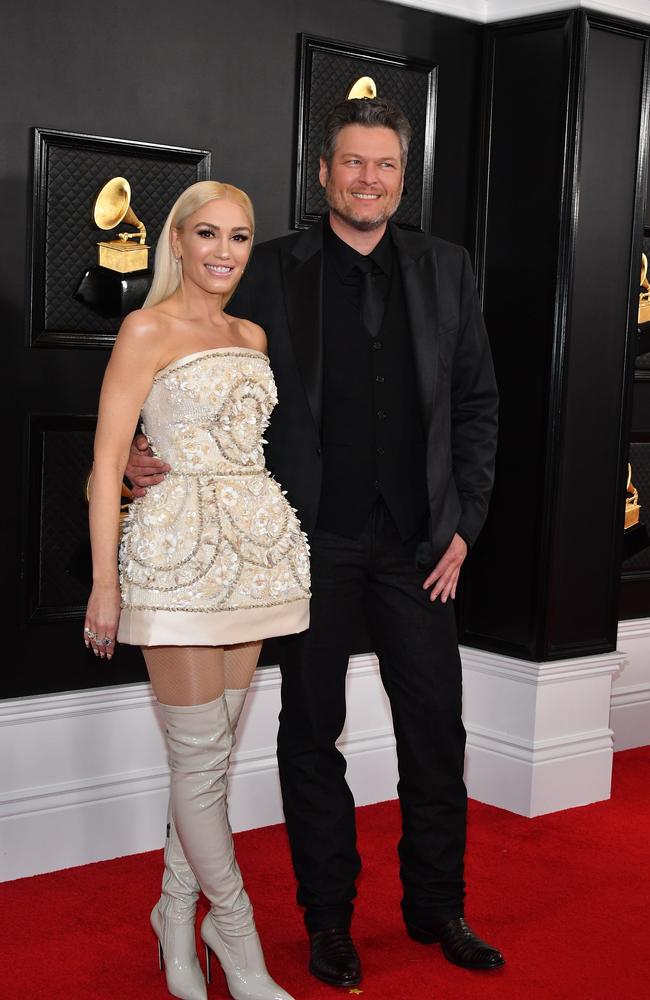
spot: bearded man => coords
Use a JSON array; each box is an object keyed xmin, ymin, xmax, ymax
[{"xmin": 128, "ymin": 97, "xmax": 502, "ymax": 987}]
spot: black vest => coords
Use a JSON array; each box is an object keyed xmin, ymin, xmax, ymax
[{"xmin": 317, "ymin": 257, "xmax": 429, "ymax": 540}]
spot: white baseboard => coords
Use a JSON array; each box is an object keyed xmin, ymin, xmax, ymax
[
  {"xmin": 0, "ymin": 656, "xmax": 397, "ymax": 882},
  {"xmin": 612, "ymin": 618, "xmax": 650, "ymax": 751},
  {"xmin": 2, "ymin": 624, "xmax": 648, "ymax": 881},
  {"xmin": 461, "ymin": 647, "xmax": 623, "ymax": 816},
  {"xmin": 464, "ymin": 722, "xmax": 615, "ymax": 815}
]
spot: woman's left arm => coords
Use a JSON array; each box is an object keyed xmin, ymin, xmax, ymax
[{"xmin": 85, "ymin": 312, "xmax": 164, "ymax": 658}]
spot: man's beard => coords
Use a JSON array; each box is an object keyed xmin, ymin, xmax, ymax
[{"xmin": 325, "ymin": 180, "xmax": 401, "ymax": 232}]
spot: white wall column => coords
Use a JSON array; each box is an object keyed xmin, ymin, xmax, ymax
[{"xmin": 462, "ymin": 648, "xmax": 623, "ymax": 816}]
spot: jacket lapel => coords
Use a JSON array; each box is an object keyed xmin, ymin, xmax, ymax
[
  {"xmin": 391, "ymin": 223, "xmax": 439, "ymax": 428},
  {"xmin": 280, "ymin": 221, "xmax": 324, "ymax": 435}
]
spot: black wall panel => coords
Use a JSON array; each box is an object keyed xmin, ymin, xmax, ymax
[
  {"xmin": 546, "ymin": 22, "xmax": 647, "ymax": 653},
  {"xmin": 461, "ymin": 13, "xmax": 575, "ymax": 659},
  {"xmin": 461, "ymin": 11, "xmax": 650, "ymax": 660},
  {"xmin": 4, "ymin": 0, "xmax": 482, "ymax": 697}
]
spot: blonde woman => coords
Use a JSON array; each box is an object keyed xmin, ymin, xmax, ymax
[{"xmin": 85, "ymin": 181, "xmax": 310, "ymax": 1000}]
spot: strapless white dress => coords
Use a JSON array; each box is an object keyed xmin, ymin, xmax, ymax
[{"xmin": 117, "ymin": 348, "xmax": 310, "ymax": 646}]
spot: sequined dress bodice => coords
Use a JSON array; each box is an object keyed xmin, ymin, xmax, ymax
[
  {"xmin": 141, "ymin": 348, "xmax": 273, "ymax": 476},
  {"xmin": 117, "ymin": 348, "xmax": 310, "ymax": 647}
]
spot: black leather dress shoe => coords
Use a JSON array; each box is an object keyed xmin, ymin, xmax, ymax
[
  {"xmin": 309, "ymin": 928, "xmax": 362, "ymax": 986},
  {"xmin": 406, "ymin": 917, "xmax": 505, "ymax": 970}
]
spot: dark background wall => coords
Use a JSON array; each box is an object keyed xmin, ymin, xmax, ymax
[{"xmin": 3, "ymin": 0, "xmax": 483, "ymax": 697}]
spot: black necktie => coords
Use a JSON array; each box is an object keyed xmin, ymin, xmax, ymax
[{"xmin": 356, "ymin": 258, "xmax": 384, "ymax": 338}]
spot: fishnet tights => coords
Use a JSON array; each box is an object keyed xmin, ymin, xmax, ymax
[{"xmin": 143, "ymin": 642, "xmax": 262, "ymax": 706}]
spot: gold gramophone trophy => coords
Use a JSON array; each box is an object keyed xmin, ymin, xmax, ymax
[
  {"xmin": 94, "ymin": 177, "xmax": 149, "ymax": 273},
  {"xmin": 74, "ymin": 176, "xmax": 152, "ymax": 318},
  {"xmin": 638, "ymin": 253, "xmax": 650, "ymax": 326},
  {"xmin": 622, "ymin": 461, "xmax": 650, "ymax": 561},
  {"xmin": 625, "ymin": 463, "xmax": 641, "ymax": 531},
  {"xmin": 346, "ymin": 77, "xmax": 377, "ymax": 100},
  {"xmin": 637, "ymin": 252, "xmax": 650, "ymax": 370}
]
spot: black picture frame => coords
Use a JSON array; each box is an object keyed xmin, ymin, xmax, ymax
[
  {"xmin": 294, "ymin": 34, "xmax": 437, "ymax": 233},
  {"xmin": 28, "ymin": 129, "xmax": 211, "ymax": 349}
]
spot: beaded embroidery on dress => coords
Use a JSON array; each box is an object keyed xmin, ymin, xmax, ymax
[{"xmin": 117, "ymin": 348, "xmax": 310, "ymax": 646}]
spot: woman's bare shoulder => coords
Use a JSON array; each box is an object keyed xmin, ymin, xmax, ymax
[
  {"xmin": 229, "ymin": 316, "xmax": 268, "ymax": 354},
  {"xmin": 112, "ymin": 308, "xmax": 173, "ymax": 368},
  {"xmin": 118, "ymin": 307, "xmax": 166, "ymax": 338}
]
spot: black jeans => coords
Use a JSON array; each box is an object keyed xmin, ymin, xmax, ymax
[{"xmin": 277, "ymin": 500, "xmax": 467, "ymax": 933}]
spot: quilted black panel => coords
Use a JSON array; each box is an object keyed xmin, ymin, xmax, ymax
[
  {"xmin": 37, "ymin": 422, "xmax": 95, "ymax": 613},
  {"xmin": 25, "ymin": 416, "xmax": 97, "ymax": 620},
  {"xmin": 45, "ymin": 148, "xmax": 200, "ymax": 335},
  {"xmin": 30, "ymin": 132, "xmax": 210, "ymax": 346},
  {"xmin": 296, "ymin": 39, "xmax": 436, "ymax": 232}
]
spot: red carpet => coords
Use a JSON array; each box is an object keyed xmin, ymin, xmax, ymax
[{"xmin": 2, "ymin": 747, "xmax": 649, "ymax": 999}]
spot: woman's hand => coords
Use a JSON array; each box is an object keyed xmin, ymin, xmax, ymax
[
  {"xmin": 84, "ymin": 583, "xmax": 122, "ymax": 660},
  {"xmin": 125, "ymin": 433, "xmax": 170, "ymax": 497}
]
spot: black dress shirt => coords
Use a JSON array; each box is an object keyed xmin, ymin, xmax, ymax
[{"xmin": 317, "ymin": 217, "xmax": 429, "ymax": 540}]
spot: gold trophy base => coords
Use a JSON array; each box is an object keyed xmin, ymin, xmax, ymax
[{"xmin": 98, "ymin": 240, "xmax": 149, "ymax": 273}]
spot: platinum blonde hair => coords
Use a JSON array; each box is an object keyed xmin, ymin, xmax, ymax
[{"xmin": 143, "ymin": 180, "xmax": 255, "ymax": 308}]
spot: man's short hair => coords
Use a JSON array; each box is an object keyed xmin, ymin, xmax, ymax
[{"xmin": 321, "ymin": 97, "xmax": 412, "ymax": 169}]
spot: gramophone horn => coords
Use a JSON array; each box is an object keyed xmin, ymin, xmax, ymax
[
  {"xmin": 93, "ymin": 176, "xmax": 146, "ymax": 243},
  {"xmin": 347, "ymin": 76, "xmax": 377, "ymax": 100},
  {"xmin": 93, "ymin": 177, "xmax": 132, "ymax": 230}
]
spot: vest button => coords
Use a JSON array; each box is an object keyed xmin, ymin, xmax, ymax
[
  {"xmin": 316, "ymin": 447, "xmax": 322, "ymax": 455},
  {"xmin": 377, "ymin": 410, "xmax": 387, "ymax": 420},
  {"xmin": 375, "ymin": 374, "xmax": 385, "ymax": 383},
  {"xmin": 376, "ymin": 446, "xmax": 385, "ymax": 456},
  {"xmin": 372, "ymin": 340, "xmax": 383, "ymax": 350},
  {"xmin": 374, "ymin": 480, "xmax": 381, "ymax": 490}
]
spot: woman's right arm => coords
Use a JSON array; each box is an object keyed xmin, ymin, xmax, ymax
[{"xmin": 85, "ymin": 311, "xmax": 165, "ymax": 657}]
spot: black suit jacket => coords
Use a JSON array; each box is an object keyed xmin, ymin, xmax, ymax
[{"xmin": 230, "ymin": 218, "xmax": 498, "ymax": 561}]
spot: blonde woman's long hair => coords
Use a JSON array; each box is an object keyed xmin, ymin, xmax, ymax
[{"xmin": 143, "ymin": 180, "xmax": 255, "ymax": 309}]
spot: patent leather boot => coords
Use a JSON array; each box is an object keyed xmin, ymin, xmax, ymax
[
  {"xmin": 151, "ymin": 874, "xmax": 206, "ymax": 1000},
  {"xmin": 201, "ymin": 916, "xmax": 294, "ymax": 1000},
  {"xmin": 160, "ymin": 695, "xmax": 294, "ymax": 1000},
  {"xmin": 151, "ymin": 689, "xmax": 248, "ymax": 998}
]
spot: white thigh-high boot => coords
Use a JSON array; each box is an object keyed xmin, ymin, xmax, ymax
[
  {"xmin": 151, "ymin": 797, "xmax": 206, "ymax": 1000},
  {"xmin": 160, "ymin": 696, "xmax": 294, "ymax": 1000},
  {"xmin": 151, "ymin": 690, "xmax": 249, "ymax": 1000}
]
